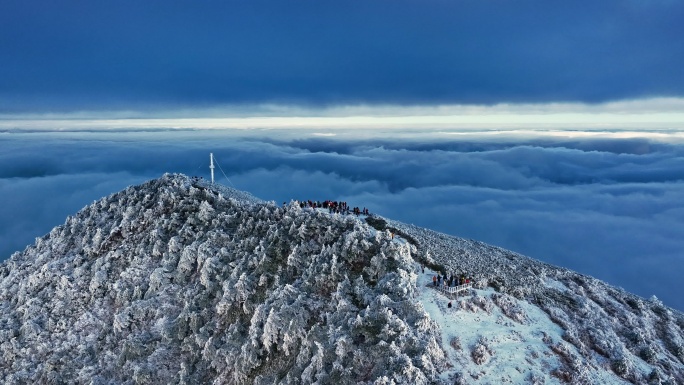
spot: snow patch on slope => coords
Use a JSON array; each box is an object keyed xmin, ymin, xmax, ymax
[{"xmin": 414, "ymin": 267, "xmax": 631, "ymax": 385}]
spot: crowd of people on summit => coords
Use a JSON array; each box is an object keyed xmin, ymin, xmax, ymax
[
  {"xmin": 190, "ymin": 175, "xmax": 372, "ymax": 217},
  {"xmin": 432, "ymin": 272, "xmax": 473, "ymax": 288},
  {"xmin": 296, "ymin": 200, "xmax": 370, "ymax": 216}
]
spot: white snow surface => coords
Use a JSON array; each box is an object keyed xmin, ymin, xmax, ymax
[
  {"xmin": 0, "ymin": 174, "xmax": 682, "ymax": 384},
  {"xmin": 415, "ymin": 269, "xmax": 631, "ymax": 384}
]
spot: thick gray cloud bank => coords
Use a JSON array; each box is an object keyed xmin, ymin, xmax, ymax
[
  {"xmin": 1, "ymin": 130, "xmax": 683, "ymax": 311},
  {"xmin": 1, "ymin": 1, "xmax": 684, "ymax": 111}
]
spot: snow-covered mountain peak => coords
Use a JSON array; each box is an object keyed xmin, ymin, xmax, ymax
[{"xmin": 0, "ymin": 174, "xmax": 682, "ymax": 384}]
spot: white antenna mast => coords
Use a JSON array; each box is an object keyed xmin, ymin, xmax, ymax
[{"xmin": 210, "ymin": 152, "xmax": 215, "ymax": 184}]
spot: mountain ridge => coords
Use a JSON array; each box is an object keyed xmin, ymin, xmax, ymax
[{"xmin": 1, "ymin": 174, "xmax": 682, "ymax": 384}]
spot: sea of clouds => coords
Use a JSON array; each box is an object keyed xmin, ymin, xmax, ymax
[{"xmin": 1, "ymin": 128, "xmax": 682, "ymax": 311}]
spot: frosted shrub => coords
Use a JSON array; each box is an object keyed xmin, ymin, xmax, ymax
[
  {"xmin": 449, "ymin": 336, "xmax": 462, "ymax": 351},
  {"xmin": 492, "ymin": 293, "xmax": 527, "ymax": 324},
  {"xmin": 471, "ymin": 342, "xmax": 491, "ymax": 365},
  {"xmin": 640, "ymin": 345, "xmax": 657, "ymax": 364},
  {"xmin": 471, "ymin": 293, "xmax": 494, "ymax": 314},
  {"xmin": 610, "ymin": 355, "xmax": 634, "ymax": 379}
]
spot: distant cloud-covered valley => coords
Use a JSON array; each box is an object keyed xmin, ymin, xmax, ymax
[{"xmin": 0, "ymin": 128, "xmax": 682, "ymax": 311}]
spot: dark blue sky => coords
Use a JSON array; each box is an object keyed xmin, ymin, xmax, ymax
[{"xmin": 2, "ymin": 1, "xmax": 684, "ymax": 112}]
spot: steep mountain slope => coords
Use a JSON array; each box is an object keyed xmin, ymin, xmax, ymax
[
  {"xmin": 0, "ymin": 174, "xmax": 445, "ymax": 384},
  {"xmin": 385, "ymin": 221, "xmax": 684, "ymax": 384},
  {"xmin": 0, "ymin": 174, "xmax": 682, "ymax": 384}
]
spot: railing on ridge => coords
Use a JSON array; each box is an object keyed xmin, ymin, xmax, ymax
[{"xmin": 434, "ymin": 282, "xmax": 473, "ymax": 296}]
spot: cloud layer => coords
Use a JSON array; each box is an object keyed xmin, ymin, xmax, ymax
[{"xmin": 1, "ymin": 129, "xmax": 683, "ymax": 311}]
